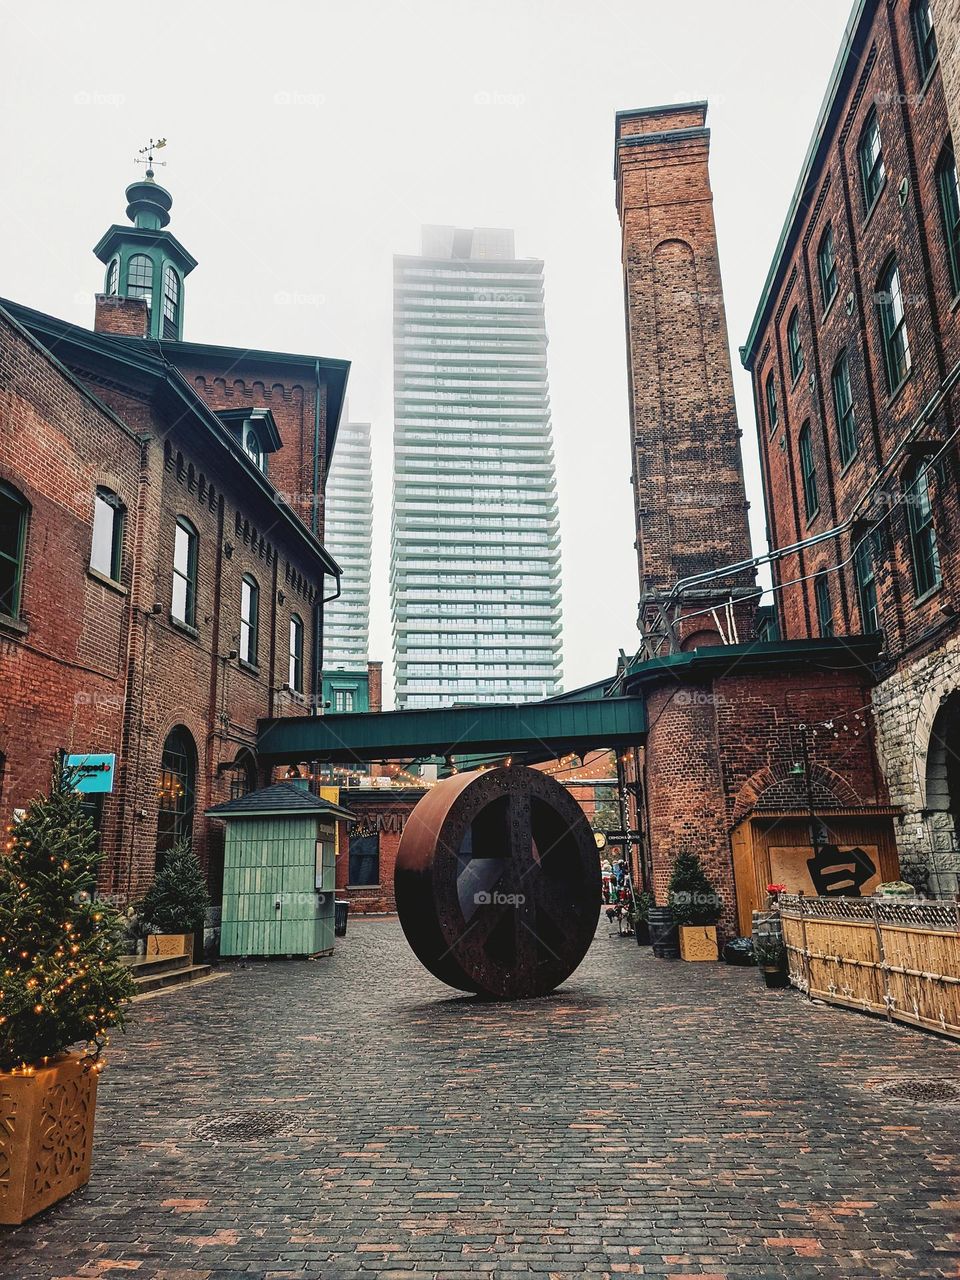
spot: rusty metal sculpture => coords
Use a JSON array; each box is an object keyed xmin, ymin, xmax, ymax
[{"xmin": 395, "ymin": 765, "xmax": 601, "ymax": 999}]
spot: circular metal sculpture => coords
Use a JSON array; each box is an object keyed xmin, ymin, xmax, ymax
[{"xmin": 395, "ymin": 765, "xmax": 601, "ymax": 999}]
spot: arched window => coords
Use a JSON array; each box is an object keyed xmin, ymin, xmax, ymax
[
  {"xmin": 0, "ymin": 479, "xmax": 29, "ymax": 619},
  {"xmin": 905, "ymin": 460, "xmax": 941, "ymax": 597},
  {"xmin": 877, "ymin": 257, "xmax": 911, "ymax": 392},
  {"xmin": 90, "ymin": 487, "xmax": 125, "ymax": 581},
  {"xmin": 289, "ymin": 614, "xmax": 304, "ymax": 693},
  {"xmin": 172, "ymin": 516, "xmax": 198, "ymax": 627},
  {"xmin": 937, "ymin": 141, "xmax": 960, "ymax": 298},
  {"xmin": 243, "ymin": 428, "xmax": 264, "ymax": 472},
  {"xmin": 912, "ymin": 0, "xmax": 938, "ymax": 80},
  {"xmin": 765, "ymin": 370, "xmax": 778, "ymax": 433},
  {"xmin": 156, "ymin": 726, "xmax": 197, "ymax": 866},
  {"xmin": 831, "ymin": 351, "xmax": 858, "ymax": 467},
  {"xmin": 787, "ymin": 307, "xmax": 804, "ymax": 380},
  {"xmin": 240, "ymin": 575, "xmax": 259, "ymax": 666},
  {"xmin": 858, "ymin": 109, "xmax": 885, "ymax": 211},
  {"xmin": 818, "ymin": 222, "xmax": 838, "ymax": 310},
  {"xmin": 814, "ymin": 572, "xmax": 834, "ymax": 638},
  {"xmin": 127, "ymin": 254, "xmax": 154, "ymax": 313},
  {"xmin": 105, "ymin": 258, "xmax": 119, "ymax": 296},
  {"xmin": 798, "ymin": 421, "xmax": 819, "ymax": 519},
  {"xmin": 161, "ymin": 265, "xmax": 180, "ymax": 339}
]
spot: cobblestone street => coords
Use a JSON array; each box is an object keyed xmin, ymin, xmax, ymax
[{"xmin": 2, "ymin": 917, "xmax": 959, "ymax": 1280}]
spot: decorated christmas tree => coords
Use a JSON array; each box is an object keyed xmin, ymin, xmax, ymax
[{"xmin": 0, "ymin": 763, "xmax": 136, "ymax": 1072}]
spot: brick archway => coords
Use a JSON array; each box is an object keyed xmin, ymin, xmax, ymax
[{"xmin": 731, "ymin": 761, "xmax": 863, "ymax": 826}]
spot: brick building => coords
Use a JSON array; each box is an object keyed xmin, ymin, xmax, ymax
[
  {"xmin": 741, "ymin": 0, "xmax": 960, "ymax": 892},
  {"xmin": 0, "ymin": 166, "xmax": 348, "ymax": 905}
]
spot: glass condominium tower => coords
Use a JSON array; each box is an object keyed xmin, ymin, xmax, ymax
[
  {"xmin": 392, "ymin": 225, "xmax": 563, "ymax": 709},
  {"xmin": 322, "ymin": 417, "xmax": 373, "ymax": 711}
]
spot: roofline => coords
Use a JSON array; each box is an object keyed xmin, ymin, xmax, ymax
[
  {"xmin": 614, "ymin": 100, "xmax": 708, "ymax": 121},
  {"xmin": 92, "ymin": 224, "xmax": 199, "ymax": 274},
  {"xmin": 740, "ymin": 0, "xmax": 872, "ymax": 369},
  {"xmin": 622, "ymin": 635, "xmax": 881, "ymax": 690},
  {"xmin": 205, "ymin": 803, "xmax": 355, "ymax": 820},
  {"xmin": 2, "ymin": 298, "xmax": 342, "ymax": 578}
]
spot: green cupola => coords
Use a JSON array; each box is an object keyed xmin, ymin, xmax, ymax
[{"xmin": 93, "ymin": 142, "xmax": 197, "ymax": 341}]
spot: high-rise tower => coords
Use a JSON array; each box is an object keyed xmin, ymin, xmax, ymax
[
  {"xmin": 391, "ymin": 226, "xmax": 563, "ymax": 709},
  {"xmin": 615, "ymin": 103, "xmax": 755, "ymax": 653}
]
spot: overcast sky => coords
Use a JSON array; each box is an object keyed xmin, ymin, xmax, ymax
[{"xmin": 1, "ymin": 0, "xmax": 854, "ymax": 704}]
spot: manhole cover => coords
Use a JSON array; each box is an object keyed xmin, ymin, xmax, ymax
[
  {"xmin": 878, "ymin": 1079, "xmax": 960, "ymax": 1103},
  {"xmin": 194, "ymin": 1111, "xmax": 293, "ymax": 1141}
]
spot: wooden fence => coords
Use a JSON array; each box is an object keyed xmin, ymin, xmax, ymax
[{"xmin": 780, "ymin": 894, "xmax": 960, "ymax": 1041}]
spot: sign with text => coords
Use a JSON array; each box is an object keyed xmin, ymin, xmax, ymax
[{"xmin": 65, "ymin": 753, "xmax": 116, "ymax": 794}]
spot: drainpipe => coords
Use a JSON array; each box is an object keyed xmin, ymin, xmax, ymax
[{"xmin": 313, "ymin": 361, "xmax": 322, "ymax": 536}]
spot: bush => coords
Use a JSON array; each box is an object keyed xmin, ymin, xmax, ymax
[
  {"xmin": 141, "ymin": 842, "xmax": 210, "ymax": 935},
  {"xmin": 668, "ymin": 852, "xmax": 722, "ymax": 926},
  {"xmin": 0, "ymin": 764, "xmax": 136, "ymax": 1071}
]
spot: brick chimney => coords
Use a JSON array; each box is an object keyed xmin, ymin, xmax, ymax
[
  {"xmin": 94, "ymin": 294, "xmax": 149, "ymax": 338},
  {"xmin": 367, "ymin": 660, "xmax": 383, "ymax": 713}
]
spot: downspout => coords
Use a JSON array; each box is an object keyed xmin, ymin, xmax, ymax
[{"xmin": 313, "ymin": 361, "xmax": 322, "ymax": 536}]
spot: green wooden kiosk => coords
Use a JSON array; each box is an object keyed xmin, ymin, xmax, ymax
[{"xmin": 207, "ymin": 782, "xmax": 354, "ymax": 958}]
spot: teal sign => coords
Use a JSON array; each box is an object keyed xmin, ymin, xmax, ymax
[{"xmin": 65, "ymin": 753, "xmax": 116, "ymax": 794}]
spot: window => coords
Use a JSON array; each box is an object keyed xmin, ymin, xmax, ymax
[
  {"xmin": 90, "ymin": 488, "xmax": 124, "ymax": 581},
  {"xmin": 156, "ymin": 726, "xmax": 197, "ymax": 868},
  {"xmin": 0, "ymin": 480, "xmax": 28, "ymax": 619},
  {"xmin": 877, "ymin": 257, "xmax": 912, "ymax": 391},
  {"xmin": 288, "ymin": 614, "xmax": 304, "ymax": 692},
  {"xmin": 240, "ymin": 575, "xmax": 259, "ymax": 665},
  {"xmin": 814, "ymin": 573, "xmax": 835, "ymax": 637},
  {"xmin": 105, "ymin": 258, "xmax": 119, "ymax": 296},
  {"xmin": 798, "ymin": 422, "xmax": 819, "ymax": 519},
  {"xmin": 854, "ymin": 532, "xmax": 881, "ymax": 633},
  {"xmin": 905, "ymin": 461, "xmax": 942, "ymax": 597},
  {"xmin": 831, "ymin": 352, "xmax": 858, "ymax": 467},
  {"xmin": 171, "ymin": 517, "xmax": 198, "ymax": 627},
  {"xmin": 937, "ymin": 142, "xmax": 960, "ymax": 298},
  {"xmin": 765, "ymin": 371, "xmax": 778, "ymax": 432},
  {"xmin": 127, "ymin": 254, "xmax": 153, "ymax": 312},
  {"xmin": 913, "ymin": 0, "xmax": 938, "ymax": 80},
  {"xmin": 349, "ymin": 831, "xmax": 380, "ymax": 886},
  {"xmin": 333, "ymin": 688, "xmax": 355, "ymax": 713},
  {"xmin": 243, "ymin": 428, "xmax": 264, "ymax": 472},
  {"xmin": 818, "ymin": 223, "xmax": 838, "ymax": 310},
  {"xmin": 858, "ymin": 110, "xmax": 886, "ymax": 210},
  {"xmin": 787, "ymin": 308, "xmax": 804, "ymax": 380},
  {"xmin": 161, "ymin": 265, "xmax": 180, "ymax": 339}
]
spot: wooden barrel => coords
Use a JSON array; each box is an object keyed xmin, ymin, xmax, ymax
[{"xmin": 648, "ymin": 907, "xmax": 679, "ymax": 959}]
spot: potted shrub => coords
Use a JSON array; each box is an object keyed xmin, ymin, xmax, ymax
[
  {"xmin": 141, "ymin": 841, "xmax": 211, "ymax": 962},
  {"xmin": 754, "ymin": 934, "xmax": 790, "ymax": 988},
  {"xmin": 629, "ymin": 890, "xmax": 654, "ymax": 946},
  {"xmin": 0, "ymin": 765, "xmax": 135, "ymax": 1224},
  {"xmin": 668, "ymin": 852, "xmax": 723, "ymax": 961}
]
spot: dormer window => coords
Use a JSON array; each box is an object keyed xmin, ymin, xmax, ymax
[{"xmin": 243, "ymin": 428, "xmax": 264, "ymax": 472}]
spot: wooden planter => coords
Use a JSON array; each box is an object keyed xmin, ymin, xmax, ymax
[
  {"xmin": 146, "ymin": 932, "xmax": 193, "ymax": 961},
  {"xmin": 679, "ymin": 924, "xmax": 719, "ymax": 961},
  {"xmin": 0, "ymin": 1053, "xmax": 100, "ymax": 1225}
]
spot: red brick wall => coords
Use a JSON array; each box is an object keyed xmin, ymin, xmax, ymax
[
  {"xmin": 747, "ymin": 0, "xmax": 960, "ymax": 668},
  {"xmin": 335, "ymin": 789, "xmax": 425, "ymax": 913},
  {"xmin": 94, "ymin": 294, "xmax": 148, "ymax": 337}
]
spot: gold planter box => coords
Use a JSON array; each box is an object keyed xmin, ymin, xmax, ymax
[
  {"xmin": 146, "ymin": 932, "xmax": 193, "ymax": 961},
  {"xmin": 0, "ymin": 1053, "xmax": 99, "ymax": 1225},
  {"xmin": 679, "ymin": 925, "xmax": 719, "ymax": 961}
]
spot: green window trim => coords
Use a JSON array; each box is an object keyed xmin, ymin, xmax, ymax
[
  {"xmin": 765, "ymin": 371, "xmax": 778, "ymax": 432},
  {"xmin": 798, "ymin": 422, "xmax": 819, "ymax": 520},
  {"xmin": 787, "ymin": 308, "xmax": 804, "ymax": 380},
  {"xmin": 161, "ymin": 264, "xmax": 181, "ymax": 339},
  {"xmin": 289, "ymin": 614, "xmax": 304, "ymax": 693},
  {"xmin": 814, "ymin": 572, "xmax": 835, "ymax": 638},
  {"xmin": 818, "ymin": 222, "xmax": 839, "ymax": 311},
  {"xmin": 105, "ymin": 257, "xmax": 119, "ymax": 297},
  {"xmin": 240, "ymin": 574, "xmax": 260, "ymax": 665},
  {"xmin": 90, "ymin": 487, "xmax": 125, "ymax": 582},
  {"xmin": 156, "ymin": 726, "xmax": 197, "ymax": 868},
  {"xmin": 831, "ymin": 351, "xmax": 858, "ymax": 467},
  {"xmin": 937, "ymin": 141, "xmax": 960, "ymax": 299},
  {"xmin": 172, "ymin": 516, "xmax": 198, "ymax": 628},
  {"xmin": 854, "ymin": 532, "xmax": 881, "ymax": 634},
  {"xmin": 858, "ymin": 109, "xmax": 886, "ymax": 211},
  {"xmin": 905, "ymin": 462, "xmax": 942, "ymax": 598},
  {"xmin": 912, "ymin": 0, "xmax": 938, "ymax": 81},
  {"xmin": 127, "ymin": 253, "xmax": 154, "ymax": 314},
  {"xmin": 877, "ymin": 257, "xmax": 911, "ymax": 392},
  {"xmin": 0, "ymin": 480, "xmax": 28, "ymax": 619}
]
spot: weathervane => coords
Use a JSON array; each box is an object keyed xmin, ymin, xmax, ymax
[{"xmin": 135, "ymin": 137, "xmax": 167, "ymax": 177}]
